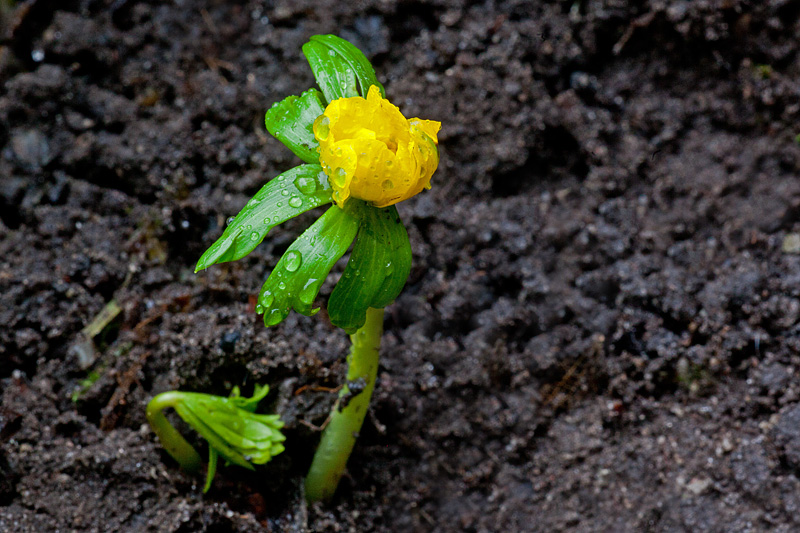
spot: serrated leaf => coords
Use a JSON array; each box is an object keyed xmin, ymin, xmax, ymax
[
  {"xmin": 258, "ymin": 203, "xmax": 359, "ymax": 326},
  {"xmin": 265, "ymin": 89, "xmax": 325, "ymax": 163},
  {"xmin": 302, "ymin": 34, "xmax": 385, "ymax": 103},
  {"xmin": 328, "ymin": 204, "xmax": 412, "ymax": 333},
  {"xmin": 195, "ymin": 165, "xmax": 332, "ymax": 272}
]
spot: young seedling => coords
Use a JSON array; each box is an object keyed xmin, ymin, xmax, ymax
[
  {"xmin": 146, "ymin": 384, "xmax": 285, "ymax": 492},
  {"xmin": 195, "ymin": 34, "xmax": 440, "ymax": 502}
]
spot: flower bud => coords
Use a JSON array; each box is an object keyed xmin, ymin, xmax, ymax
[{"xmin": 314, "ymin": 85, "xmax": 441, "ymax": 207}]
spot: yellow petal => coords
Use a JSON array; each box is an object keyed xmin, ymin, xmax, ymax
[
  {"xmin": 315, "ymin": 87, "xmax": 440, "ymax": 207},
  {"xmin": 410, "ymin": 119, "xmax": 441, "ymax": 144}
]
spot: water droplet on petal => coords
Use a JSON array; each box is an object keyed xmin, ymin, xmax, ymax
[
  {"xmin": 289, "ymin": 196, "xmax": 302, "ymax": 208},
  {"xmin": 382, "ymin": 179, "xmax": 394, "ymax": 190},
  {"xmin": 284, "ymin": 251, "xmax": 302, "ymax": 272},
  {"xmin": 332, "ymin": 167, "xmax": 347, "ymax": 188},
  {"xmin": 316, "ymin": 116, "xmax": 330, "ymax": 140}
]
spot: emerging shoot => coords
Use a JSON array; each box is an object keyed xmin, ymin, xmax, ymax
[{"xmin": 146, "ymin": 384, "xmax": 285, "ymax": 492}]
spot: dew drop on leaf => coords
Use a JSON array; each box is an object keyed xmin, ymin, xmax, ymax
[
  {"xmin": 284, "ymin": 251, "xmax": 302, "ymax": 272},
  {"xmin": 316, "ymin": 116, "xmax": 330, "ymax": 140},
  {"xmin": 265, "ymin": 309, "xmax": 283, "ymax": 326},
  {"xmin": 289, "ymin": 196, "xmax": 302, "ymax": 208},
  {"xmin": 260, "ymin": 291, "xmax": 274, "ymax": 308},
  {"xmin": 299, "ymin": 279, "xmax": 318, "ymax": 305},
  {"xmin": 226, "ymin": 216, "xmax": 235, "ymax": 226},
  {"xmin": 255, "ymin": 304, "xmax": 264, "ymax": 314},
  {"xmin": 250, "ymin": 232, "xmax": 259, "ymax": 241},
  {"xmin": 281, "ymin": 189, "xmax": 289, "ymax": 196},
  {"xmin": 293, "ymin": 176, "xmax": 317, "ymax": 194}
]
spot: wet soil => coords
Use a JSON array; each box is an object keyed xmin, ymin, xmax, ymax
[{"xmin": 2, "ymin": 0, "xmax": 800, "ymax": 531}]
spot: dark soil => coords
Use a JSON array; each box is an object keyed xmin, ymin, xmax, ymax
[{"xmin": 2, "ymin": 0, "xmax": 800, "ymax": 531}]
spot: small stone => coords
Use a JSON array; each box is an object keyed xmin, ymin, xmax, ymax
[
  {"xmin": 782, "ymin": 233, "xmax": 800, "ymax": 254},
  {"xmin": 685, "ymin": 477, "xmax": 711, "ymax": 495},
  {"xmin": 220, "ymin": 331, "xmax": 241, "ymax": 354},
  {"xmin": 11, "ymin": 129, "xmax": 52, "ymax": 169},
  {"xmin": 69, "ymin": 336, "xmax": 97, "ymax": 370}
]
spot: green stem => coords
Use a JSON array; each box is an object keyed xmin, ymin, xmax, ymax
[
  {"xmin": 146, "ymin": 391, "xmax": 203, "ymax": 473},
  {"xmin": 305, "ymin": 306, "xmax": 384, "ymax": 502}
]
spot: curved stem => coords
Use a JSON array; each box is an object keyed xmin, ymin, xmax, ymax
[
  {"xmin": 305, "ymin": 307, "xmax": 384, "ymax": 502},
  {"xmin": 146, "ymin": 391, "xmax": 203, "ymax": 473}
]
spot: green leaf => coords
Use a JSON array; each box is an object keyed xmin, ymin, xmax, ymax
[
  {"xmin": 174, "ymin": 399, "xmax": 254, "ymax": 470},
  {"xmin": 265, "ymin": 89, "xmax": 326, "ymax": 163},
  {"xmin": 195, "ymin": 165, "xmax": 332, "ymax": 272},
  {"xmin": 258, "ymin": 203, "xmax": 360, "ymax": 326},
  {"xmin": 328, "ymin": 204, "xmax": 412, "ymax": 333},
  {"xmin": 302, "ymin": 34, "xmax": 385, "ymax": 103},
  {"xmin": 178, "ymin": 398, "xmax": 284, "ymax": 467},
  {"xmin": 230, "ymin": 383, "xmax": 270, "ymax": 413}
]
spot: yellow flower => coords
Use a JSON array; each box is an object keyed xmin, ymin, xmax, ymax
[{"xmin": 313, "ymin": 85, "xmax": 441, "ymax": 208}]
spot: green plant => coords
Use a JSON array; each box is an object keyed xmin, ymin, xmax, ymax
[
  {"xmin": 71, "ymin": 370, "xmax": 102, "ymax": 403},
  {"xmin": 195, "ymin": 34, "xmax": 440, "ymax": 501},
  {"xmin": 146, "ymin": 384, "xmax": 285, "ymax": 492}
]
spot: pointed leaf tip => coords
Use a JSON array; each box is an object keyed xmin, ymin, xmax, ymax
[
  {"xmin": 195, "ymin": 165, "xmax": 333, "ymax": 272},
  {"xmin": 303, "ymin": 34, "xmax": 385, "ymax": 103}
]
